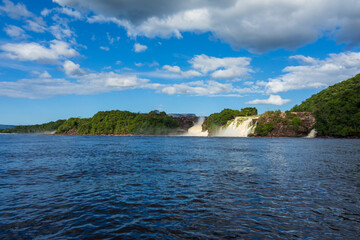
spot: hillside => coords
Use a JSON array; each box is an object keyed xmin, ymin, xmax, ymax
[{"xmin": 291, "ymin": 74, "xmax": 360, "ymax": 137}]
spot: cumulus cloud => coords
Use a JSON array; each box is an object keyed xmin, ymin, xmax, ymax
[
  {"xmin": 162, "ymin": 65, "xmax": 202, "ymax": 78},
  {"xmin": 133, "ymin": 43, "xmax": 147, "ymax": 52},
  {"xmin": 63, "ymin": 60, "xmax": 85, "ymax": 76},
  {"xmin": 161, "ymin": 55, "xmax": 252, "ymax": 80},
  {"xmin": 247, "ymin": 95, "xmax": 291, "ymax": 106},
  {"xmin": 55, "ymin": 0, "xmax": 360, "ymax": 51},
  {"xmin": 0, "ymin": 40, "xmax": 78, "ymax": 63},
  {"xmin": 265, "ymin": 52, "xmax": 360, "ymax": 93},
  {"xmin": 3, "ymin": 25, "xmax": 28, "ymax": 38},
  {"xmin": 190, "ymin": 54, "xmax": 252, "ymax": 79}
]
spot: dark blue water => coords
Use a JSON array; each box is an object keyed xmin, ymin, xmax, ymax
[{"xmin": 1, "ymin": 135, "xmax": 359, "ymax": 239}]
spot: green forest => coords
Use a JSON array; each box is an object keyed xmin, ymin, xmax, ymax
[
  {"xmin": 55, "ymin": 110, "xmax": 180, "ymax": 135},
  {"xmin": 291, "ymin": 74, "xmax": 360, "ymax": 137}
]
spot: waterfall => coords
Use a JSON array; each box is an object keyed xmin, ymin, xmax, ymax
[
  {"xmin": 305, "ymin": 129, "xmax": 317, "ymax": 138},
  {"xmin": 215, "ymin": 116, "xmax": 258, "ymax": 137},
  {"xmin": 184, "ymin": 117, "xmax": 208, "ymax": 136}
]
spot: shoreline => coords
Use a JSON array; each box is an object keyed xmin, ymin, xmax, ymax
[{"xmin": 1, "ymin": 132, "xmax": 359, "ymax": 139}]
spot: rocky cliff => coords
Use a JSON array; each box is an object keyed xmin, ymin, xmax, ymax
[
  {"xmin": 253, "ymin": 111, "xmax": 315, "ymax": 137},
  {"xmin": 174, "ymin": 116, "xmax": 202, "ymax": 134}
]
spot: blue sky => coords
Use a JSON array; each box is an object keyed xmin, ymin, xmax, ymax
[{"xmin": 0, "ymin": 0, "xmax": 360, "ymax": 124}]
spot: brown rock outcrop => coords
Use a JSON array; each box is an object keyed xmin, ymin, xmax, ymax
[{"xmin": 254, "ymin": 111, "xmax": 316, "ymax": 137}]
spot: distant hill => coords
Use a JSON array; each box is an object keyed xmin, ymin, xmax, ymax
[
  {"xmin": 0, "ymin": 120, "xmax": 65, "ymax": 134},
  {"xmin": 0, "ymin": 125, "xmax": 15, "ymax": 129},
  {"xmin": 292, "ymin": 74, "xmax": 360, "ymax": 137}
]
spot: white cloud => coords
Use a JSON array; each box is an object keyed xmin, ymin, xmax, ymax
[
  {"xmin": 56, "ymin": 0, "xmax": 360, "ymax": 52},
  {"xmin": 162, "ymin": 65, "xmax": 181, "ymax": 73},
  {"xmin": 161, "ymin": 55, "xmax": 252, "ymax": 80},
  {"xmin": 181, "ymin": 70, "xmax": 202, "ymax": 78},
  {"xmin": 247, "ymin": 95, "xmax": 291, "ymax": 106},
  {"xmin": 106, "ymin": 32, "xmax": 120, "ymax": 44},
  {"xmin": 24, "ymin": 19, "xmax": 47, "ymax": 33},
  {"xmin": 49, "ymin": 15, "xmax": 75, "ymax": 40},
  {"xmin": 265, "ymin": 52, "xmax": 360, "ymax": 93},
  {"xmin": 190, "ymin": 54, "xmax": 252, "ymax": 79},
  {"xmin": 0, "ymin": 0, "xmax": 32, "ymax": 19},
  {"xmin": 63, "ymin": 60, "xmax": 85, "ymax": 76},
  {"xmin": 1, "ymin": 1, "xmax": 49, "ymax": 36},
  {"xmin": 0, "ymin": 40, "xmax": 78, "ymax": 63},
  {"xmin": 289, "ymin": 55, "xmax": 317, "ymax": 64},
  {"xmin": 39, "ymin": 71, "xmax": 52, "ymax": 78},
  {"xmin": 41, "ymin": 7, "xmax": 82, "ymax": 19},
  {"xmin": 160, "ymin": 80, "xmax": 255, "ymax": 96},
  {"xmin": 0, "ymin": 71, "xmax": 151, "ymax": 99},
  {"xmin": 41, "ymin": 8, "xmax": 51, "ymax": 17},
  {"xmin": 100, "ymin": 46, "xmax": 110, "ymax": 51},
  {"xmin": 134, "ymin": 62, "xmax": 144, "ymax": 67},
  {"xmin": 60, "ymin": 7, "xmax": 82, "ymax": 19},
  {"xmin": 134, "ymin": 43, "xmax": 148, "ymax": 52},
  {"xmin": 0, "ymin": 69, "xmax": 259, "ymax": 99},
  {"xmin": 162, "ymin": 65, "xmax": 202, "ymax": 78},
  {"xmin": 3, "ymin": 25, "xmax": 28, "ymax": 38}
]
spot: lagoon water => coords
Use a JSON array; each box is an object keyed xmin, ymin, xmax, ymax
[{"xmin": 1, "ymin": 135, "xmax": 360, "ymax": 239}]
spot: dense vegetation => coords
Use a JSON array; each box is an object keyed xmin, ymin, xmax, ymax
[
  {"xmin": 56, "ymin": 110, "xmax": 180, "ymax": 135},
  {"xmin": 255, "ymin": 110, "xmax": 302, "ymax": 136},
  {"xmin": 203, "ymin": 107, "xmax": 257, "ymax": 135},
  {"xmin": 291, "ymin": 74, "xmax": 360, "ymax": 137},
  {"xmin": 0, "ymin": 120, "xmax": 65, "ymax": 134}
]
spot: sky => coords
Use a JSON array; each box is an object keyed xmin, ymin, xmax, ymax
[{"xmin": 0, "ymin": 0, "xmax": 360, "ymax": 125}]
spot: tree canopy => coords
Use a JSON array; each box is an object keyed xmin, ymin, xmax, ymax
[{"xmin": 56, "ymin": 110, "xmax": 180, "ymax": 135}]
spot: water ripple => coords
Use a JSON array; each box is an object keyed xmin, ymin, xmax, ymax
[{"xmin": 0, "ymin": 135, "xmax": 360, "ymax": 239}]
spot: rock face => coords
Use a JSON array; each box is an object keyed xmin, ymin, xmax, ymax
[
  {"xmin": 174, "ymin": 116, "xmax": 199, "ymax": 133},
  {"xmin": 63, "ymin": 128, "xmax": 78, "ymax": 135},
  {"xmin": 254, "ymin": 111, "xmax": 316, "ymax": 137}
]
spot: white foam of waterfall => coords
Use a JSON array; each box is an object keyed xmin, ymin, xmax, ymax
[
  {"xmin": 184, "ymin": 117, "xmax": 208, "ymax": 137},
  {"xmin": 215, "ymin": 116, "xmax": 258, "ymax": 137},
  {"xmin": 305, "ymin": 129, "xmax": 317, "ymax": 138}
]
